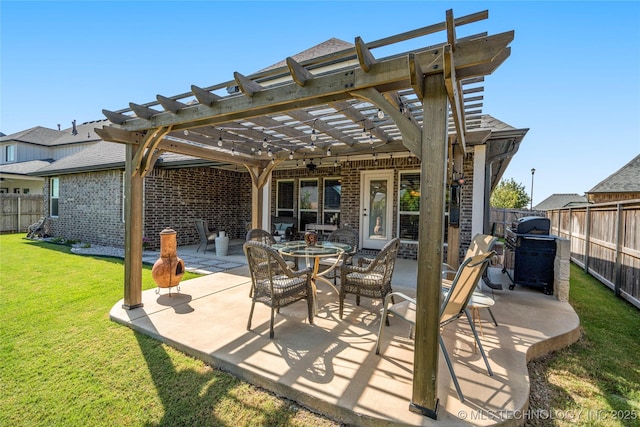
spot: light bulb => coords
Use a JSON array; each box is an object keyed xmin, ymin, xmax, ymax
[
  {"xmin": 258, "ymin": 148, "xmax": 262, "ymax": 156},
  {"xmin": 369, "ymin": 135, "xmax": 374, "ymax": 144},
  {"xmin": 361, "ymin": 128, "xmax": 367, "ymax": 138},
  {"xmin": 327, "ymin": 147, "xmax": 331, "ymax": 156},
  {"xmin": 334, "ymin": 159, "xmax": 338, "ymax": 167},
  {"xmin": 217, "ymin": 137, "xmax": 223, "ymax": 147},
  {"xmin": 231, "ymin": 146, "xmax": 236, "ymax": 156},
  {"xmin": 268, "ymin": 148, "xmax": 273, "ymax": 157},
  {"xmin": 302, "ymin": 158, "xmax": 307, "ymax": 165},
  {"xmin": 183, "ymin": 130, "xmax": 189, "ymax": 135},
  {"xmin": 263, "ymin": 138, "xmax": 268, "ymax": 148},
  {"xmin": 289, "ymin": 151, "xmax": 294, "ymax": 160},
  {"xmin": 311, "ymin": 129, "xmax": 317, "ymax": 141},
  {"xmin": 310, "ymin": 142, "xmax": 316, "ymax": 151},
  {"xmin": 377, "ymin": 109, "xmax": 384, "ymax": 119}
]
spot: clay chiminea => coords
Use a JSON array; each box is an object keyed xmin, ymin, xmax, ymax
[{"xmin": 151, "ymin": 228, "xmax": 185, "ymax": 294}]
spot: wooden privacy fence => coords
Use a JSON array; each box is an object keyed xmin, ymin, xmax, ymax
[
  {"xmin": 0, "ymin": 194, "xmax": 44, "ymax": 234},
  {"xmin": 490, "ymin": 208, "xmax": 546, "ymax": 239},
  {"xmin": 548, "ymin": 199, "xmax": 640, "ymax": 309}
]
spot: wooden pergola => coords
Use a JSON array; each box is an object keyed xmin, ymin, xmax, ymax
[{"xmin": 96, "ymin": 9, "xmax": 513, "ymax": 418}]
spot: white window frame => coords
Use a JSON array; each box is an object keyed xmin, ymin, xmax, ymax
[
  {"xmin": 50, "ymin": 177, "xmax": 60, "ymax": 217},
  {"xmin": 275, "ymin": 179, "xmax": 295, "ymax": 218},
  {"xmin": 322, "ymin": 177, "xmax": 341, "ymax": 226},
  {"xmin": 4, "ymin": 144, "xmax": 16, "ymax": 163},
  {"xmin": 397, "ymin": 170, "xmax": 421, "ymax": 244},
  {"xmin": 298, "ymin": 178, "xmax": 319, "ymax": 229}
]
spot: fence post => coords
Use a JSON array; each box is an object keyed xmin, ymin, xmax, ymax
[
  {"xmin": 584, "ymin": 206, "xmax": 591, "ymax": 273},
  {"xmin": 17, "ymin": 197, "xmax": 21, "ymax": 233},
  {"xmin": 613, "ymin": 203, "xmax": 623, "ymax": 297}
]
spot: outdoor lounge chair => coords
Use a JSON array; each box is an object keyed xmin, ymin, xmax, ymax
[
  {"xmin": 195, "ymin": 219, "xmax": 217, "ymax": 253},
  {"xmin": 244, "ymin": 241, "xmax": 314, "ymax": 339},
  {"xmin": 339, "ymin": 237, "xmax": 400, "ymax": 322},
  {"xmin": 375, "ymin": 251, "xmax": 495, "ymax": 402},
  {"xmin": 443, "ymin": 233, "xmax": 499, "ymax": 326}
]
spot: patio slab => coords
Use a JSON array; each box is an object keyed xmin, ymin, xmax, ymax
[{"xmin": 110, "ymin": 264, "xmax": 580, "ymax": 426}]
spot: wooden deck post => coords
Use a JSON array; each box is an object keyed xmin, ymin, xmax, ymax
[
  {"xmin": 123, "ymin": 144, "xmax": 144, "ymax": 309},
  {"xmin": 411, "ymin": 73, "xmax": 449, "ymax": 418}
]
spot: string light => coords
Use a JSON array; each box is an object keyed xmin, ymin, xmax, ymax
[
  {"xmin": 334, "ymin": 157, "xmax": 338, "ymax": 167},
  {"xmin": 258, "ymin": 147, "xmax": 262, "ymax": 156},
  {"xmin": 311, "ymin": 118, "xmax": 318, "ymax": 141},
  {"xmin": 361, "ymin": 122, "xmax": 367, "ymax": 138},
  {"xmin": 263, "ymin": 138, "xmax": 268, "ymax": 148},
  {"xmin": 183, "ymin": 130, "xmax": 189, "ymax": 135},
  {"xmin": 369, "ymin": 134, "xmax": 374, "ymax": 144},
  {"xmin": 377, "ymin": 109, "xmax": 384, "ymax": 119},
  {"xmin": 289, "ymin": 151, "xmax": 294, "ymax": 160},
  {"xmin": 310, "ymin": 141, "xmax": 316, "ymax": 151},
  {"xmin": 218, "ymin": 136, "xmax": 223, "ymax": 147},
  {"xmin": 268, "ymin": 148, "xmax": 273, "ymax": 157},
  {"xmin": 327, "ymin": 147, "xmax": 331, "ymax": 156}
]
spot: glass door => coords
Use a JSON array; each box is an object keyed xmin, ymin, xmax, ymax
[{"xmin": 361, "ymin": 170, "xmax": 393, "ymax": 250}]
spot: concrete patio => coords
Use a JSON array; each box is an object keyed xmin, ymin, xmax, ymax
[{"xmin": 110, "ymin": 242, "xmax": 580, "ymax": 426}]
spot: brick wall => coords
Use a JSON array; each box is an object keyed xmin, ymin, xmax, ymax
[
  {"xmin": 144, "ymin": 167, "xmax": 251, "ymax": 249},
  {"xmin": 44, "ymin": 155, "xmax": 476, "ymax": 259},
  {"xmin": 44, "ymin": 167, "xmax": 252, "ymax": 250},
  {"xmin": 44, "ymin": 171, "xmax": 126, "ymax": 247}
]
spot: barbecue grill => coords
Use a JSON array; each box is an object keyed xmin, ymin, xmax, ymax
[{"xmin": 504, "ymin": 216, "xmax": 556, "ymax": 294}]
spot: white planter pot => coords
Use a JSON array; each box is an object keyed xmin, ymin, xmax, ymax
[{"xmin": 215, "ymin": 233, "xmax": 229, "ymax": 256}]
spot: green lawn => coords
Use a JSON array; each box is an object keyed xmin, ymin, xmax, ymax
[
  {"xmin": 527, "ymin": 264, "xmax": 640, "ymax": 426},
  {"xmin": 0, "ymin": 234, "xmax": 337, "ymax": 427}
]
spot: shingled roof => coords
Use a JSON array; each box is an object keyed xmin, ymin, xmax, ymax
[
  {"xmin": 587, "ymin": 154, "xmax": 640, "ymax": 194},
  {"xmin": 0, "ymin": 159, "xmax": 53, "ymax": 175},
  {"xmin": 534, "ymin": 193, "xmax": 589, "ymax": 210},
  {"xmin": 0, "ymin": 121, "xmax": 106, "ymax": 147}
]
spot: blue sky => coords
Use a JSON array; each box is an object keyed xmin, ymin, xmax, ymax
[{"xmin": 1, "ymin": 1, "xmax": 638, "ymax": 204}]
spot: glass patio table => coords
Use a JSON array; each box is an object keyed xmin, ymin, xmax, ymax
[{"xmin": 272, "ymin": 240, "xmax": 352, "ymax": 313}]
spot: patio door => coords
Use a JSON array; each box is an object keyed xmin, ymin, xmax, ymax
[{"xmin": 360, "ymin": 170, "xmax": 394, "ymax": 250}]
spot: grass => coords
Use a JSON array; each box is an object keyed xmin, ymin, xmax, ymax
[
  {"xmin": 527, "ymin": 264, "xmax": 640, "ymax": 426},
  {"xmin": 0, "ymin": 234, "xmax": 337, "ymax": 427}
]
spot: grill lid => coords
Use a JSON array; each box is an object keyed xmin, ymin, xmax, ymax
[{"xmin": 511, "ymin": 216, "xmax": 550, "ymax": 235}]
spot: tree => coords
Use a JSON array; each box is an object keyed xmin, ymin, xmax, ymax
[{"xmin": 490, "ymin": 178, "xmax": 530, "ymax": 208}]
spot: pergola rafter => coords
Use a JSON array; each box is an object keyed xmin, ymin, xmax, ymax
[{"xmin": 97, "ymin": 9, "xmax": 515, "ymax": 419}]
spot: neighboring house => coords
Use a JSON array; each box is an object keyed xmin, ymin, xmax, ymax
[
  {"xmin": 534, "ymin": 193, "xmax": 589, "ymax": 211},
  {"xmin": 586, "ymin": 154, "xmax": 640, "ymax": 203},
  {"xmin": 0, "ymin": 121, "xmax": 104, "ymax": 194}
]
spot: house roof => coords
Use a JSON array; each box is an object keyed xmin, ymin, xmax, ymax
[
  {"xmin": 33, "ymin": 141, "xmax": 126, "ymax": 176},
  {"xmin": 534, "ymin": 193, "xmax": 589, "ymax": 211},
  {"xmin": 0, "ymin": 121, "xmax": 107, "ymax": 147},
  {"xmin": 258, "ymin": 38, "xmax": 356, "ymax": 72},
  {"xmin": 587, "ymin": 154, "xmax": 640, "ymax": 194},
  {"xmin": 0, "ymin": 159, "xmax": 54, "ymax": 175}
]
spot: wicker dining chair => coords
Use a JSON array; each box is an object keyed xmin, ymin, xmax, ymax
[
  {"xmin": 244, "ymin": 241, "xmax": 314, "ymax": 339},
  {"xmin": 318, "ymin": 225, "xmax": 359, "ymax": 284},
  {"xmin": 339, "ymin": 237, "xmax": 400, "ymax": 321}
]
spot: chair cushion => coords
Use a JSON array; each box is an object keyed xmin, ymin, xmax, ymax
[{"xmin": 345, "ymin": 272, "xmax": 384, "ymax": 286}]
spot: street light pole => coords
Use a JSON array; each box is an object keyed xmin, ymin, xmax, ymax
[{"xmin": 530, "ymin": 168, "xmax": 536, "ymax": 210}]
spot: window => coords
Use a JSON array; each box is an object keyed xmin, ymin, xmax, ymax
[
  {"xmin": 323, "ymin": 178, "xmax": 341, "ymax": 226},
  {"xmin": 398, "ymin": 172, "xmax": 421, "ymax": 241},
  {"xmin": 4, "ymin": 144, "xmax": 16, "ymax": 163},
  {"xmin": 50, "ymin": 177, "xmax": 59, "ymax": 217},
  {"xmin": 276, "ymin": 180, "xmax": 294, "ymax": 217},
  {"xmin": 299, "ymin": 179, "xmax": 318, "ymax": 231}
]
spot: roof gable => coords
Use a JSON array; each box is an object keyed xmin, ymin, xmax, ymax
[{"xmin": 588, "ymin": 154, "xmax": 640, "ymax": 193}]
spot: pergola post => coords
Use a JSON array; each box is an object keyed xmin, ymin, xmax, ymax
[
  {"xmin": 411, "ymin": 73, "xmax": 449, "ymax": 418},
  {"xmin": 123, "ymin": 143, "xmax": 144, "ymax": 309}
]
